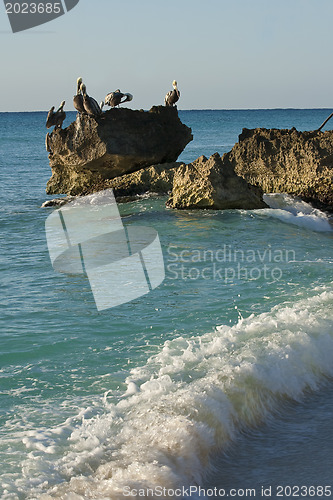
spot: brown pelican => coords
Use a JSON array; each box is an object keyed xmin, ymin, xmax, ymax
[
  {"xmin": 73, "ymin": 77, "xmax": 85, "ymax": 114},
  {"xmin": 80, "ymin": 83, "xmax": 102, "ymax": 117},
  {"xmin": 46, "ymin": 101, "xmax": 66, "ymax": 129},
  {"xmin": 164, "ymin": 80, "xmax": 180, "ymax": 107},
  {"xmin": 46, "ymin": 106, "xmax": 55, "ymax": 128},
  {"xmin": 105, "ymin": 90, "xmax": 133, "ymax": 108}
]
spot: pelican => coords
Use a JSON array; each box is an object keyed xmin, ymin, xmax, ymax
[
  {"xmin": 73, "ymin": 77, "xmax": 85, "ymax": 114},
  {"xmin": 164, "ymin": 80, "xmax": 180, "ymax": 107},
  {"xmin": 46, "ymin": 106, "xmax": 55, "ymax": 128},
  {"xmin": 46, "ymin": 101, "xmax": 66, "ymax": 129},
  {"xmin": 80, "ymin": 83, "xmax": 102, "ymax": 117},
  {"xmin": 105, "ymin": 90, "xmax": 133, "ymax": 108}
]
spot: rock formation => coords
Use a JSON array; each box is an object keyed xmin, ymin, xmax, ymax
[
  {"xmin": 46, "ymin": 106, "xmax": 192, "ymax": 195},
  {"xmin": 101, "ymin": 161, "xmax": 181, "ymax": 200},
  {"xmin": 166, "ymin": 153, "xmax": 267, "ymax": 210},
  {"xmin": 44, "ymin": 115, "xmax": 333, "ymax": 212},
  {"xmin": 227, "ymin": 128, "xmax": 333, "ymax": 211},
  {"xmin": 42, "ymin": 162, "xmax": 181, "ymax": 207}
]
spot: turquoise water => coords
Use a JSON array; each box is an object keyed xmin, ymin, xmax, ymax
[{"xmin": 1, "ymin": 110, "xmax": 333, "ymax": 499}]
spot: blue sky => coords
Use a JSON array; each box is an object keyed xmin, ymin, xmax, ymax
[{"xmin": 1, "ymin": 0, "xmax": 333, "ymax": 111}]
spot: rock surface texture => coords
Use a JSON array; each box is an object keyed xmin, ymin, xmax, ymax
[
  {"xmin": 167, "ymin": 153, "xmax": 267, "ymax": 209},
  {"xmin": 104, "ymin": 162, "xmax": 181, "ymax": 199},
  {"xmin": 45, "ymin": 118, "xmax": 332, "ymax": 212},
  {"xmin": 46, "ymin": 106, "xmax": 192, "ymax": 195},
  {"xmin": 227, "ymin": 128, "xmax": 333, "ymax": 211}
]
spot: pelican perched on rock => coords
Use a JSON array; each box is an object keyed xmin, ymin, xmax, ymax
[
  {"xmin": 46, "ymin": 101, "xmax": 66, "ymax": 129},
  {"xmin": 164, "ymin": 80, "xmax": 180, "ymax": 107},
  {"xmin": 73, "ymin": 77, "xmax": 85, "ymax": 114},
  {"xmin": 80, "ymin": 83, "xmax": 102, "ymax": 117},
  {"xmin": 46, "ymin": 106, "xmax": 55, "ymax": 128},
  {"xmin": 105, "ymin": 90, "xmax": 133, "ymax": 108}
]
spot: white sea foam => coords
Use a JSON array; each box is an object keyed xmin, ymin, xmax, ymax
[
  {"xmin": 25, "ymin": 287, "xmax": 333, "ymax": 500},
  {"xmin": 254, "ymin": 193, "xmax": 333, "ymax": 232}
]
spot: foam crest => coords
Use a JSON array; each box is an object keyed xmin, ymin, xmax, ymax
[
  {"xmin": 255, "ymin": 194, "xmax": 333, "ymax": 232},
  {"xmin": 33, "ymin": 289, "xmax": 333, "ymax": 499}
]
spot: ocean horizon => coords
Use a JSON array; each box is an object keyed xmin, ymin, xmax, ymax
[{"xmin": 2, "ymin": 106, "xmax": 333, "ymax": 113}]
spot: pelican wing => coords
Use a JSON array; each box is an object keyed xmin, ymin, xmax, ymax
[
  {"xmin": 46, "ymin": 107, "xmax": 55, "ymax": 128},
  {"xmin": 105, "ymin": 91, "xmax": 123, "ymax": 107},
  {"xmin": 90, "ymin": 96, "xmax": 102, "ymax": 115},
  {"xmin": 73, "ymin": 94, "xmax": 85, "ymax": 114},
  {"xmin": 105, "ymin": 92, "xmax": 114, "ymax": 106},
  {"xmin": 164, "ymin": 90, "xmax": 172, "ymax": 106},
  {"xmin": 83, "ymin": 95, "xmax": 102, "ymax": 116}
]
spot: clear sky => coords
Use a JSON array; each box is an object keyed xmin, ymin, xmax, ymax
[{"xmin": 1, "ymin": 0, "xmax": 333, "ymax": 111}]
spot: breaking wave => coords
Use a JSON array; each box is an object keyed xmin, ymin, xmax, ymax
[
  {"xmin": 31, "ymin": 287, "xmax": 333, "ymax": 499},
  {"xmin": 255, "ymin": 193, "xmax": 333, "ymax": 232}
]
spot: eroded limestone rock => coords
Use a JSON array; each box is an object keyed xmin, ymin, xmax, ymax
[
  {"xmin": 167, "ymin": 153, "xmax": 267, "ymax": 210},
  {"xmin": 46, "ymin": 106, "xmax": 192, "ymax": 195}
]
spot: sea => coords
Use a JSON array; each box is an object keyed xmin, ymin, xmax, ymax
[{"xmin": 1, "ymin": 109, "xmax": 333, "ymax": 500}]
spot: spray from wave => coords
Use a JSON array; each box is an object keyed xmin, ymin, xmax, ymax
[
  {"xmin": 31, "ymin": 287, "xmax": 333, "ymax": 499},
  {"xmin": 255, "ymin": 194, "xmax": 333, "ymax": 232}
]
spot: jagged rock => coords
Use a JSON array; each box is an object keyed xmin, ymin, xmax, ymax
[
  {"xmin": 41, "ymin": 162, "xmax": 182, "ymax": 208},
  {"xmin": 46, "ymin": 106, "xmax": 193, "ymax": 196},
  {"xmin": 167, "ymin": 153, "xmax": 267, "ymax": 210},
  {"xmin": 228, "ymin": 128, "xmax": 333, "ymax": 211},
  {"xmin": 101, "ymin": 162, "xmax": 182, "ymax": 198},
  {"xmin": 41, "ymin": 196, "xmax": 75, "ymax": 208}
]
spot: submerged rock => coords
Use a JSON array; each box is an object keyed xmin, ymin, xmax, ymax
[
  {"xmin": 41, "ymin": 196, "xmax": 75, "ymax": 208},
  {"xmin": 167, "ymin": 153, "xmax": 267, "ymax": 210},
  {"xmin": 46, "ymin": 106, "xmax": 193, "ymax": 196},
  {"xmin": 228, "ymin": 128, "xmax": 333, "ymax": 212}
]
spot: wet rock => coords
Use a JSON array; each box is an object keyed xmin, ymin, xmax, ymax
[{"xmin": 41, "ymin": 196, "xmax": 75, "ymax": 208}]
